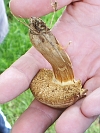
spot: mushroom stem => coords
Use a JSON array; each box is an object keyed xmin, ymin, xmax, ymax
[{"xmin": 29, "ymin": 17, "xmax": 74, "ymax": 83}]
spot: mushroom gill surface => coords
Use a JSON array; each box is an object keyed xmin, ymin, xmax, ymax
[{"xmin": 29, "ymin": 17, "xmax": 88, "ymax": 108}]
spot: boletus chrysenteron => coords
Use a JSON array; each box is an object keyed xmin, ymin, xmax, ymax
[{"xmin": 29, "ymin": 17, "xmax": 88, "ymax": 108}]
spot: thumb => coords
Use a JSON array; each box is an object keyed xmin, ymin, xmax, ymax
[
  {"xmin": 9, "ymin": 0, "xmax": 70, "ymax": 18},
  {"xmin": 81, "ymin": 87, "xmax": 100, "ymax": 117}
]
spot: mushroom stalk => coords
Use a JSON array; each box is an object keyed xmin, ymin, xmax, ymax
[{"xmin": 29, "ymin": 17, "xmax": 74, "ymax": 83}]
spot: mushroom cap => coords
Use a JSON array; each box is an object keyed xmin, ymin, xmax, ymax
[{"xmin": 30, "ymin": 69, "xmax": 87, "ymax": 108}]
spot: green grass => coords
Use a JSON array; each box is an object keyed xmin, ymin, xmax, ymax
[{"xmin": 0, "ymin": 1, "xmax": 100, "ymax": 132}]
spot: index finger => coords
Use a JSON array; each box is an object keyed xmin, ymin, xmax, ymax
[
  {"xmin": 9, "ymin": 0, "xmax": 71, "ymax": 18},
  {"xmin": 0, "ymin": 47, "xmax": 49, "ymax": 103}
]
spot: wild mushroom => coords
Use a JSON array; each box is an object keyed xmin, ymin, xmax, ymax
[{"xmin": 29, "ymin": 17, "xmax": 87, "ymax": 108}]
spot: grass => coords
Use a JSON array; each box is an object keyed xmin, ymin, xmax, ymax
[{"xmin": 0, "ymin": 1, "xmax": 100, "ymax": 132}]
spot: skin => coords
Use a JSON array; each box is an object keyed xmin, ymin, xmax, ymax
[{"xmin": 0, "ymin": 0, "xmax": 100, "ymax": 132}]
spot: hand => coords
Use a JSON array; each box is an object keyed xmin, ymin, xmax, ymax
[{"xmin": 1, "ymin": 0, "xmax": 100, "ymax": 132}]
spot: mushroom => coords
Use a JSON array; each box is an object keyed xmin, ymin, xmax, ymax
[{"xmin": 29, "ymin": 17, "xmax": 88, "ymax": 108}]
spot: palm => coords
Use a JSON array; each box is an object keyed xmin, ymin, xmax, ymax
[{"xmin": 1, "ymin": 0, "xmax": 100, "ymax": 133}]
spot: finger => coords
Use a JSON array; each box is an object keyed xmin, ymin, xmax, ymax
[
  {"xmin": 11, "ymin": 99, "xmax": 63, "ymax": 133},
  {"xmin": 81, "ymin": 76, "xmax": 100, "ymax": 117},
  {"xmin": 81, "ymin": 87, "xmax": 100, "ymax": 117},
  {"xmin": 9, "ymin": 0, "xmax": 72, "ymax": 17},
  {"xmin": 55, "ymin": 100, "xmax": 97, "ymax": 133},
  {"xmin": 0, "ymin": 47, "xmax": 50, "ymax": 103}
]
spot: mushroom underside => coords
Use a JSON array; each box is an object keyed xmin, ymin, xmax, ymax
[{"xmin": 30, "ymin": 69, "xmax": 86, "ymax": 108}]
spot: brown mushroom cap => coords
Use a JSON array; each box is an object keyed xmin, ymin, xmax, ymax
[{"xmin": 30, "ymin": 69, "xmax": 87, "ymax": 108}]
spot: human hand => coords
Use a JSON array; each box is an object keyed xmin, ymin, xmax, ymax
[{"xmin": 1, "ymin": 0, "xmax": 100, "ymax": 132}]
